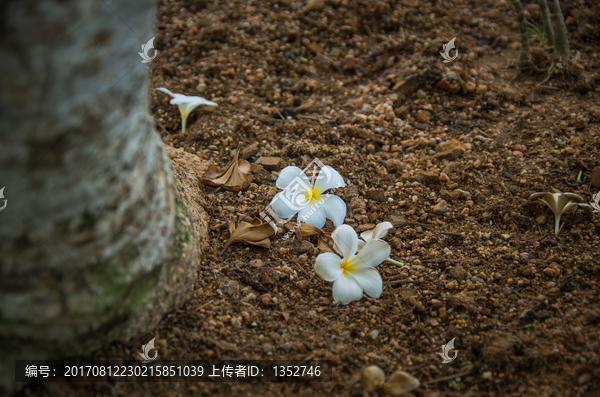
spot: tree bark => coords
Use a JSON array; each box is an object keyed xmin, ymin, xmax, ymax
[
  {"xmin": 0, "ymin": 0, "xmax": 203, "ymax": 391},
  {"xmin": 547, "ymin": 0, "xmax": 570, "ymax": 64},
  {"xmin": 510, "ymin": 0, "xmax": 534, "ymax": 71},
  {"xmin": 539, "ymin": 0, "xmax": 555, "ymax": 48}
]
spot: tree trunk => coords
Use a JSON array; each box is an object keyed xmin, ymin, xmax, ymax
[
  {"xmin": 547, "ymin": 0, "xmax": 570, "ymax": 64},
  {"xmin": 539, "ymin": 0, "xmax": 555, "ymax": 48},
  {"xmin": 0, "ymin": 0, "xmax": 203, "ymax": 391},
  {"xmin": 510, "ymin": 0, "xmax": 534, "ymax": 71}
]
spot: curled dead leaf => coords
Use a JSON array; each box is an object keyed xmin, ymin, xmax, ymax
[
  {"xmin": 219, "ymin": 216, "xmax": 275, "ymax": 256},
  {"xmin": 204, "ymin": 148, "xmax": 253, "ymax": 191},
  {"xmin": 285, "ymin": 222, "xmax": 324, "ymax": 241}
]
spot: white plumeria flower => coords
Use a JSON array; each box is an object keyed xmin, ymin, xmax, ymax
[
  {"xmin": 270, "ymin": 165, "xmax": 346, "ymax": 228},
  {"xmin": 314, "ymin": 225, "xmax": 390, "ymax": 305},
  {"xmin": 334, "ymin": 221, "xmax": 393, "ymax": 254},
  {"xmin": 157, "ymin": 87, "xmax": 217, "ymax": 134},
  {"xmin": 358, "ymin": 221, "xmax": 393, "ymax": 250}
]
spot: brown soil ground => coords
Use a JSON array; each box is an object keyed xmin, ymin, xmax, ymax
[{"xmin": 23, "ymin": 0, "xmax": 600, "ymax": 396}]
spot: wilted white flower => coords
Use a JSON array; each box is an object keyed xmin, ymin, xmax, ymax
[
  {"xmin": 270, "ymin": 165, "xmax": 346, "ymax": 228},
  {"xmin": 333, "ymin": 221, "xmax": 393, "ymax": 254},
  {"xmin": 157, "ymin": 88, "xmax": 217, "ymax": 134},
  {"xmin": 314, "ymin": 225, "xmax": 390, "ymax": 305}
]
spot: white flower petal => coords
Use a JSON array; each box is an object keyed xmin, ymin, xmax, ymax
[
  {"xmin": 314, "ymin": 166, "xmax": 346, "ymax": 193},
  {"xmin": 332, "ymin": 274, "xmax": 363, "ymax": 305},
  {"xmin": 270, "ymin": 192, "xmax": 302, "ymax": 219},
  {"xmin": 351, "ymin": 267, "xmax": 382, "ymax": 299},
  {"xmin": 188, "ymin": 97, "xmax": 218, "ymax": 107},
  {"xmin": 373, "ymin": 221, "xmax": 393, "ymax": 239},
  {"xmin": 170, "ymin": 97, "xmax": 191, "ymax": 105},
  {"xmin": 297, "ymin": 203, "xmax": 326, "ymax": 228},
  {"xmin": 331, "ymin": 225, "xmax": 358, "ymax": 260},
  {"xmin": 276, "ymin": 166, "xmax": 311, "ymax": 190},
  {"xmin": 320, "ymin": 194, "xmax": 347, "ymax": 227},
  {"xmin": 353, "ymin": 240, "xmax": 390, "ymax": 268},
  {"xmin": 357, "ymin": 240, "xmax": 366, "ymax": 251},
  {"xmin": 360, "ymin": 229, "xmax": 375, "ymax": 243},
  {"xmin": 314, "ymin": 252, "xmax": 343, "ymax": 281},
  {"xmin": 156, "ymin": 87, "xmax": 175, "ymax": 97}
]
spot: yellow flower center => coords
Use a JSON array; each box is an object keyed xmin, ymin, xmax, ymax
[
  {"xmin": 340, "ymin": 259, "xmax": 355, "ymax": 275},
  {"xmin": 305, "ymin": 186, "xmax": 321, "ymax": 203}
]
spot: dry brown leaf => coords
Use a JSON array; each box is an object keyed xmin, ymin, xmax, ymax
[
  {"xmin": 317, "ymin": 233, "xmax": 335, "ymax": 254},
  {"xmin": 292, "ymin": 223, "xmax": 323, "ymax": 241},
  {"xmin": 204, "ymin": 149, "xmax": 253, "ymax": 191},
  {"xmin": 219, "ymin": 217, "xmax": 275, "ymax": 256}
]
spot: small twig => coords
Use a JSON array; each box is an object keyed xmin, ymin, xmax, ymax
[
  {"xmin": 441, "ymin": 231, "xmax": 465, "ymax": 237},
  {"xmin": 393, "ymin": 293, "xmax": 404, "ymax": 312},
  {"xmin": 152, "ymin": 115, "xmax": 172, "ymax": 136},
  {"xmin": 538, "ymin": 85, "xmax": 560, "ymax": 90},
  {"xmin": 286, "ymin": 252, "xmax": 310, "ymax": 277},
  {"xmin": 423, "ymin": 371, "xmax": 471, "ymax": 386},
  {"xmin": 417, "ymin": 323, "xmax": 434, "ymax": 342},
  {"xmin": 195, "ymin": 299, "xmax": 214, "ymax": 311},
  {"xmin": 555, "ymin": 306, "xmax": 572, "ymax": 336}
]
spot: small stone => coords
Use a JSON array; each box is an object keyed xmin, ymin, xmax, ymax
[
  {"xmin": 520, "ymin": 253, "xmax": 530, "ymax": 262},
  {"xmin": 369, "ymin": 306, "xmax": 382, "ymax": 314},
  {"xmin": 416, "ymin": 110, "xmax": 432, "ymax": 123},
  {"xmin": 575, "ymin": 333, "xmax": 586, "ymax": 345},
  {"xmin": 440, "ymin": 173, "xmax": 450, "ymax": 183},
  {"xmin": 450, "ymin": 266, "xmax": 467, "ymax": 281},
  {"xmin": 248, "ymin": 259, "xmax": 263, "ymax": 268},
  {"xmin": 543, "ymin": 268, "xmax": 555, "ymax": 277},
  {"xmin": 369, "ymin": 330, "xmax": 380, "ymax": 339},
  {"xmin": 578, "ymin": 373, "xmax": 592, "ymax": 385},
  {"xmin": 390, "ymin": 214, "xmax": 407, "ymax": 227},
  {"xmin": 383, "ymin": 159, "xmax": 403, "ymax": 173},
  {"xmin": 432, "ymin": 200, "xmax": 449, "ymax": 215},
  {"xmin": 431, "ymin": 299, "xmax": 442, "ymax": 307},
  {"xmin": 366, "ymin": 189, "xmax": 386, "ymax": 202},
  {"xmin": 256, "ymin": 157, "xmax": 286, "ymax": 171},
  {"xmin": 445, "ymin": 280, "xmax": 458, "ymax": 289},
  {"xmin": 231, "ymin": 316, "xmax": 242, "ymax": 329},
  {"xmin": 260, "ymin": 293, "xmax": 273, "ymax": 305},
  {"xmin": 420, "ymin": 172, "xmax": 440, "ymax": 185},
  {"xmin": 434, "ymin": 148, "xmax": 464, "ymax": 161},
  {"xmin": 263, "ymin": 343, "xmax": 275, "ymax": 354},
  {"xmin": 482, "ymin": 371, "xmax": 493, "ymax": 380},
  {"xmin": 439, "ymin": 306, "xmax": 447, "ymax": 319},
  {"xmin": 298, "ymin": 254, "xmax": 308, "ymax": 265},
  {"xmin": 536, "ymin": 215, "xmax": 547, "ymax": 225}
]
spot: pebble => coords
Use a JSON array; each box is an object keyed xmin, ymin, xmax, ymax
[
  {"xmin": 227, "ymin": 206, "xmax": 236, "ymax": 212},
  {"xmin": 260, "ymin": 293, "xmax": 273, "ymax": 305},
  {"xmin": 432, "ymin": 200, "xmax": 449, "ymax": 215},
  {"xmin": 263, "ymin": 343, "xmax": 275, "ymax": 354},
  {"xmin": 369, "ymin": 330, "xmax": 380, "ymax": 339},
  {"xmin": 445, "ymin": 280, "xmax": 458, "ymax": 289}
]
